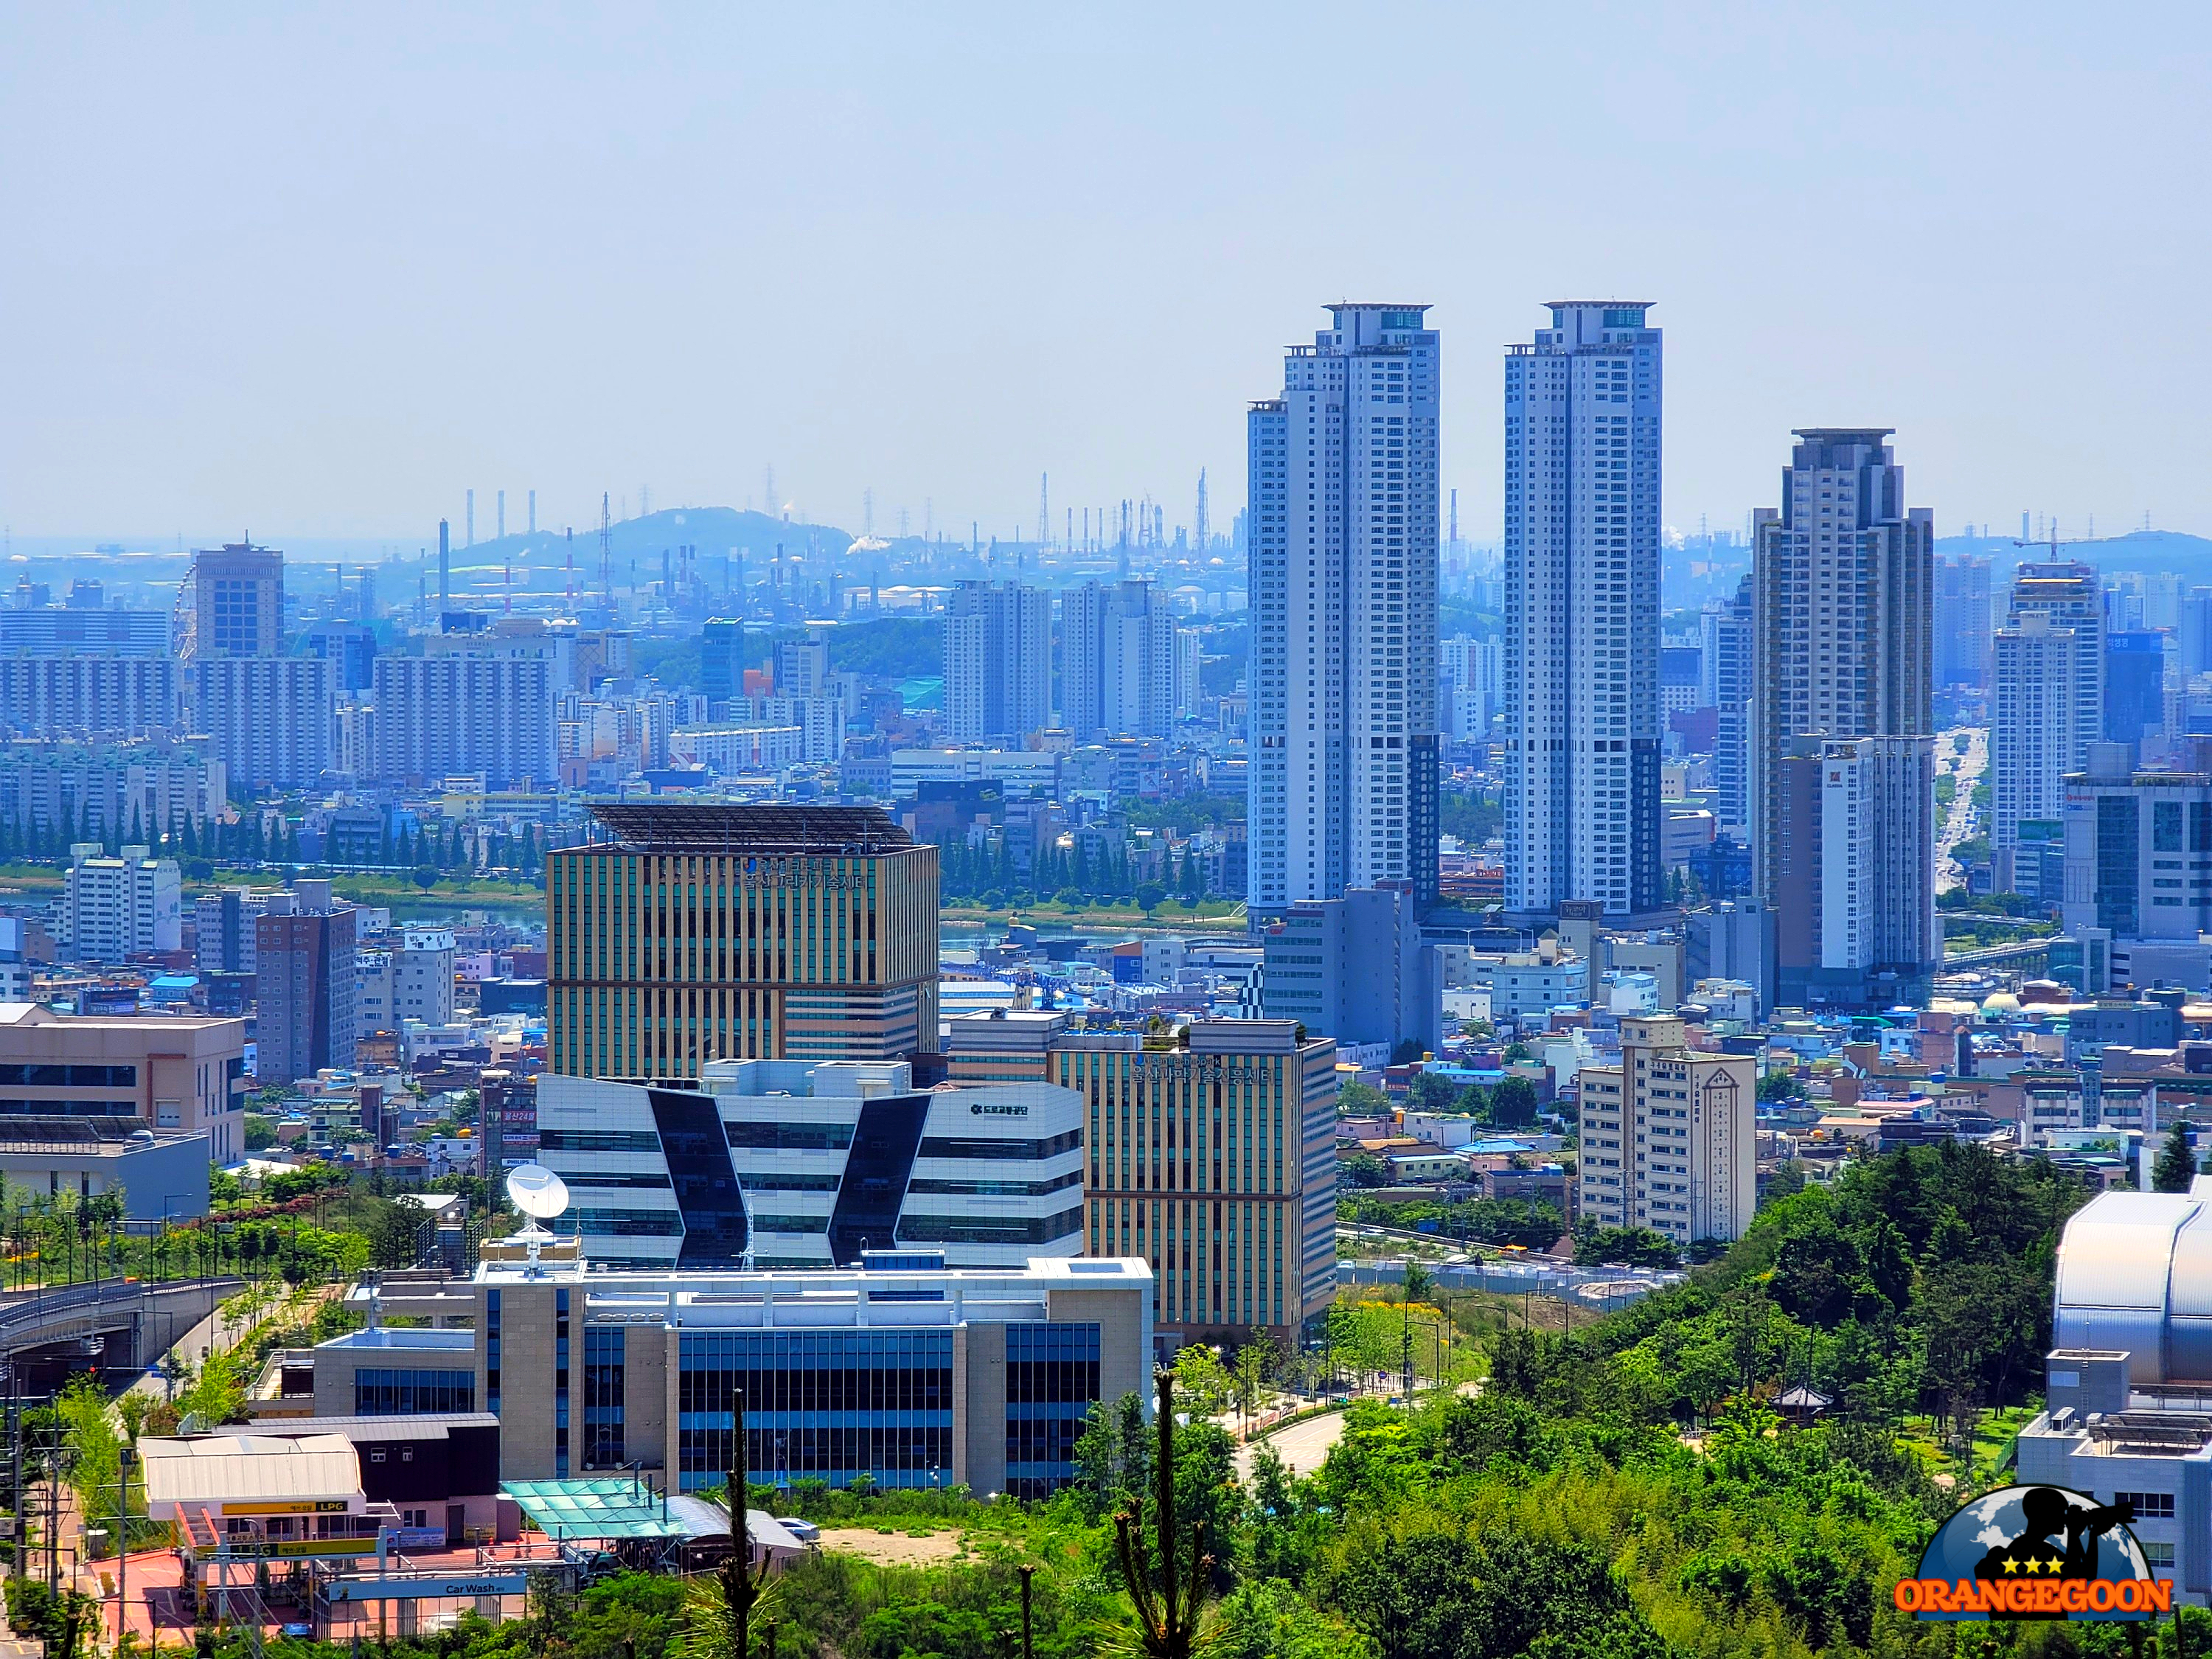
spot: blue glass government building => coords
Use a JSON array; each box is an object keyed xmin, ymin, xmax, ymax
[{"xmin": 310, "ymin": 1239, "xmax": 1152, "ymax": 1500}]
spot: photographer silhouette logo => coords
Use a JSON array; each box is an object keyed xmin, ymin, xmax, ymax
[{"xmin": 1896, "ymin": 1484, "xmax": 2170, "ymax": 1621}]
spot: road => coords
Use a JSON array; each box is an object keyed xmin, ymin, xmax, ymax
[
  {"xmin": 1235, "ymin": 1409, "xmax": 1346, "ymax": 1480},
  {"xmin": 1936, "ymin": 726, "xmax": 1987, "ymax": 893},
  {"xmin": 124, "ymin": 1283, "xmax": 251, "ymax": 1401}
]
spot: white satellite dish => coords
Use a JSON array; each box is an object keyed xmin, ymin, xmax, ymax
[{"xmin": 506, "ymin": 1163, "xmax": 571, "ymax": 1220}]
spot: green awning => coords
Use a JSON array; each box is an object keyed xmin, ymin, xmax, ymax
[{"xmin": 499, "ymin": 1478, "xmax": 695, "ymax": 1540}]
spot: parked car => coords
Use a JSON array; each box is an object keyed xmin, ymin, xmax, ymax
[{"xmin": 773, "ymin": 1517, "xmax": 821, "ymax": 1545}]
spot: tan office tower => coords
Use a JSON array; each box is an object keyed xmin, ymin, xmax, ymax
[
  {"xmin": 173, "ymin": 542, "xmax": 284, "ymax": 661},
  {"xmin": 546, "ymin": 803, "xmax": 940, "ymax": 1078},
  {"xmin": 1574, "ymin": 1013, "xmax": 1756, "ymax": 1248},
  {"xmin": 950, "ymin": 1012, "xmax": 1338, "ymax": 1348}
]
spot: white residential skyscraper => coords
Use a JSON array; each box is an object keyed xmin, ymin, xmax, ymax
[
  {"xmin": 1503, "ymin": 302, "xmax": 1663, "ymax": 919},
  {"xmin": 945, "ymin": 579, "xmax": 1051, "ymax": 743},
  {"xmin": 1992, "ymin": 561, "xmax": 2106, "ymax": 861},
  {"xmin": 1060, "ymin": 579, "xmax": 1178, "ymax": 740},
  {"xmin": 1246, "ymin": 305, "xmax": 1440, "ymax": 910}
]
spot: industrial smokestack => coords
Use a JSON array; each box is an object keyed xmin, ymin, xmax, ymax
[{"xmin": 438, "ymin": 518, "xmax": 451, "ymax": 604}]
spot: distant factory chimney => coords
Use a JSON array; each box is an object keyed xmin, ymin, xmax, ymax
[{"xmin": 439, "ymin": 518, "xmax": 451, "ymax": 604}]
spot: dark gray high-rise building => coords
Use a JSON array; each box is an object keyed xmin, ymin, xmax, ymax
[
  {"xmin": 1934, "ymin": 554, "xmax": 1993, "ymax": 692},
  {"xmin": 1753, "ymin": 429, "xmax": 1937, "ymax": 1010},
  {"xmin": 174, "ymin": 543, "xmax": 283, "ymax": 661},
  {"xmin": 254, "ymin": 879, "xmax": 357, "ymax": 1085}
]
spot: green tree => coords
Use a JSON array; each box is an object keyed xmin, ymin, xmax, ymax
[
  {"xmin": 1574, "ymin": 1226, "xmax": 1680, "ymax": 1268},
  {"xmin": 1338, "ymin": 1080, "xmax": 1388, "ymax": 1116},
  {"xmin": 1211, "ymin": 1579, "xmax": 1375, "ymax": 1659},
  {"xmin": 1758, "ymin": 1068, "xmax": 1804, "ymax": 1102},
  {"xmin": 1171, "ymin": 1343, "xmax": 1233, "ymax": 1417},
  {"xmin": 1110, "ymin": 1368, "xmax": 1217, "ymax": 1659},
  {"xmin": 1490, "ymin": 1075, "xmax": 1540, "ymax": 1127},
  {"xmin": 369, "ymin": 1200, "xmax": 427, "ymax": 1267},
  {"xmin": 2154, "ymin": 1124, "xmax": 2197, "ymax": 1192}
]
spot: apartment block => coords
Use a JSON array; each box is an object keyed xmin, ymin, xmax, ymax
[
  {"xmin": 1574, "ymin": 1013, "xmax": 1755, "ymax": 1247},
  {"xmin": 61, "ymin": 844, "xmax": 181, "ymax": 960}
]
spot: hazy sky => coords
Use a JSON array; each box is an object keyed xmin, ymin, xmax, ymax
[{"xmin": 4, "ymin": 3, "xmax": 2208, "ymax": 547}]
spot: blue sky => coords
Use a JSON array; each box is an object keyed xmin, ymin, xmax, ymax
[{"xmin": 3, "ymin": 2, "xmax": 2206, "ymax": 545}]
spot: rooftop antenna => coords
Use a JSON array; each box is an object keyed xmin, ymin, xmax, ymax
[
  {"xmin": 505, "ymin": 1162, "xmax": 571, "ymax": 1278},
  {"xmin": 599, "ymin": 493, "xmax": 613, "ymax": 604}
]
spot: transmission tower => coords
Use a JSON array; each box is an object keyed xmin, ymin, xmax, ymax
[
  {"xmin": 1037, "ymin": 473, "xmax": 1050, "ymax": 553},
  {"xmin": 1194, "ymin": 469, "xmax": 1208, "ymax": 554},
  {"xmin": 564, "ymin": 527, "xmax": 575, "ymax": 609},
  {"xmin": 599, "ymin": 493, "xmax": 613, "ymax": 603}
]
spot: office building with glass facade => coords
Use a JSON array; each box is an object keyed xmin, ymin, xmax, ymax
[
  {"xmin": 546, "ymin": 803, "xmax": 942, "ymax": 1077},
  {"xmin": 948, "ymin": 1014, "xmax": 1339, "ymax": 1348},
  {"xmin": 310, "ymin": 1251, "xmax": 1151, "ymax": 1498},
  {"xmin": 535, "ymin": 1059, "xmax": 1085, "ymax": 1270}
]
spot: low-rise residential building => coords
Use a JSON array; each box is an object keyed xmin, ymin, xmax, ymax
[{"xmin": 61, "ymin": 844, "xmax": 181, "ymax": 960}]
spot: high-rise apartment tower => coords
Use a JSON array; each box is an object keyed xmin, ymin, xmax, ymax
[
  {"xmin": 1061, "ymin": 579, "xmax": 1180, "ymax": 741},
  {"xmin": 1247, "ymin": 304, "xmax": 1440, "ymax": 911},
  {"xmin": 1503, "ymin": 302, "xmax": 1663, "ymax": 919},
  {"xmin": 1752, "ymin": 429, "xmax": 1937, "ymax": 1009},
  {"xmin": 945, "ymin": 580, "xmax": 1051, "ymax": 743},
  {"xmin": 1992, "ymin": 561, "xmax": 2104, "ymax": 861}
]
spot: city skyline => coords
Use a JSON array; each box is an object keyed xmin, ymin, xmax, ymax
[{"xmin": 5, "ymin": 7, "xmax": 2211, "ymax": 542}]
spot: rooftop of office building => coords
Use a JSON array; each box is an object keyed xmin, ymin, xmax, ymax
[
  {"xmin": 578, "ymin": 801, "xmax": 914, "ymax": 855},
  {"xmin": 361, "ymin": 1250, "xmax": 1155, "ymax": 1340}
]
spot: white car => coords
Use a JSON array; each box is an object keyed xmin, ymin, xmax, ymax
[{"xmin": 774, "ymin": 1517, "xmax": 821, "ymax": 1545}]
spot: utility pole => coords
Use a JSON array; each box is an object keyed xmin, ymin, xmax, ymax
[{"xmin": 114, "ymin": 1444, "xmax": 135, "ymax": 1652}]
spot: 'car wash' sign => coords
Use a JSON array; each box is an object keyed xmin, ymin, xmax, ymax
[{"xmin": 327, "ymin": 1574, "xmax": 527, "ymax": 1603}]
